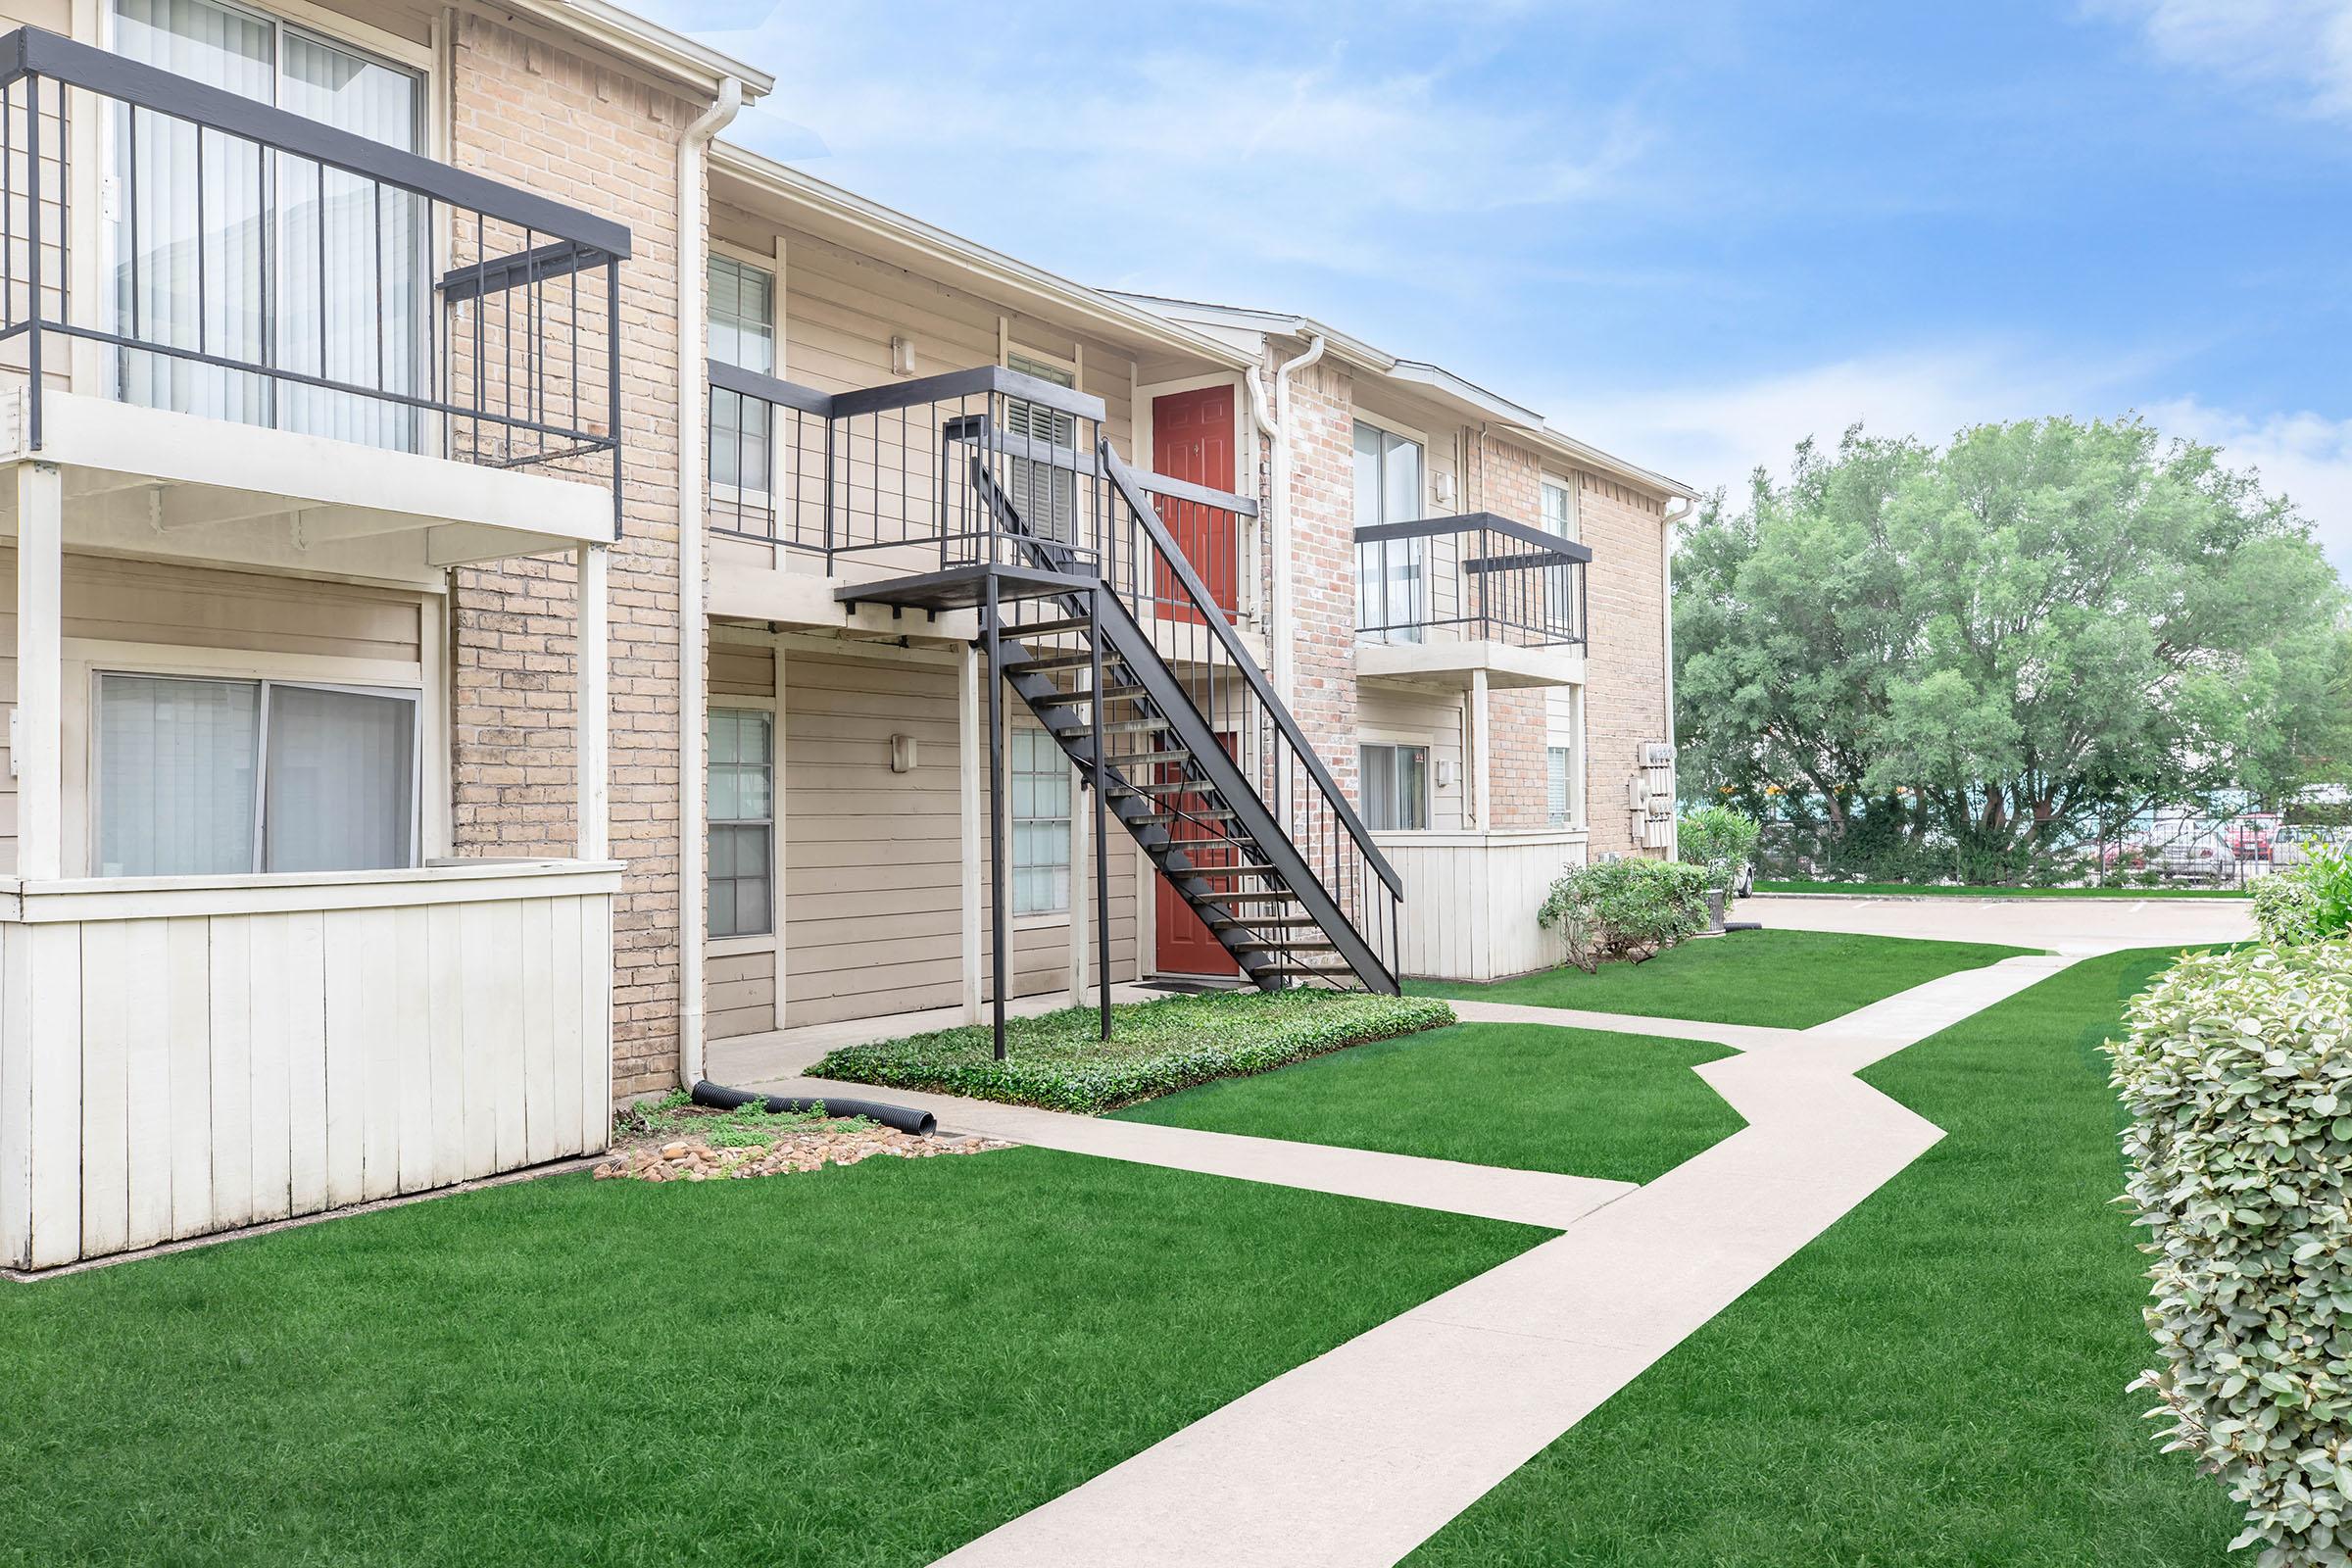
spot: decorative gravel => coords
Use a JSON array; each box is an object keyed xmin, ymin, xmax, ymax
[{"xmin": 595, "ymin": 1125, "xmax": 1010, "ymax": 1182}]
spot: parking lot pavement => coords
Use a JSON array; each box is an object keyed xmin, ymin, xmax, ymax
[{"xmin": 1740, "ymin": 892, "xmax": 2254, "ymax": 956}]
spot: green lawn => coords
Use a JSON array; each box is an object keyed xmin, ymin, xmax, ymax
[
  {"xmin": 1757, "ymin": 878, "xmax": 2251, "ymax": 900},
  {"xmin": 1115, "ymin": 1022, "xmax": 1744, "ymax": 1184},
  {"xmin": 1403, "ymin": 946, "xmax": 2242, "ymax": 1566},
  {"xmin": 1408, "ymin": 927, "xmax": 2037, "ymax": 1029},
  {"xmin": 0, "ymin": 1149, "xmax": 1540, "ymax": 1568}
]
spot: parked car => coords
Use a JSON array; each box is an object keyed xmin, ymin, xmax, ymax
[{"xmin": 2225, "ymin": 822, "xmax": 2276, "ymax": 861}]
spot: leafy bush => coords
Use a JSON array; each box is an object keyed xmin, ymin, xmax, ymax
[
  {"xmin": 2257, "ymin": 850, "xmax": 2352, "ymax": 946},
  {"xmin": 1678, "ymin": 806, "xmax": 1762, "ymax": 894},
  {"xmin": 1539, "ymin": 858, "xmax": 1713, "ymax": 972},
  {"xmin": 2108, "ymin": 944, "xmax": 2352, "ymax": 1566},
  {"xmin": 812, "ymin": 989, "xmax": 1456, "ymax": 1114}
]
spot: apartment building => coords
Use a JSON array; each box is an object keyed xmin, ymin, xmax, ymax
[
  {"xmin": 0, "ymin": 0, "xmax": 765, "ymax": 1268},
  {"xmin": 0, "ymin": 0, "xmax": 1686, "ymax": 1270}
]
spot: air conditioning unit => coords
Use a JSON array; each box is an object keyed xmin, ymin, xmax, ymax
[{"xmin": 1641, "ymin": 741, "xmax": 1676, "ymax": 768}]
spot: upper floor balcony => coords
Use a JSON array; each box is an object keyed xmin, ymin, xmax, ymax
[
  {"xmin": 0, "ymin": 24, "xmax": 628, "ymax": 572},
  {"xmin": 1353, "ymin": 512, "xmax": 1589, "ymax": 690},
  {"xmin": 701, "ymin": 359, "xmax": 1265, "ymax": 664}
]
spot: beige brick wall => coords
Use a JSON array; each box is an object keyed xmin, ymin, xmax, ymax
[
  {"xmin": 1280, "ymin": 357, "xmax": 1361, "ymax": 808},
  {"xmin": 445, "ymin": 17, "xmax": 697, "ymax": 1101},
  {"xmin": 1575, "ymin": 476, "xmax": 1670, "ymax": 858}
]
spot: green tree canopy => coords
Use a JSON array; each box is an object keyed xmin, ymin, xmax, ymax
[{"xmin": 1675, "ymin": 416, "xmax": 2352, "ymax": 872}]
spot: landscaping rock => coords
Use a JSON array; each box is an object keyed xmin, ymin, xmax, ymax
[{"xmin": 597, "ymin": 1124, "xmax": 1010, "ymax": 1185}]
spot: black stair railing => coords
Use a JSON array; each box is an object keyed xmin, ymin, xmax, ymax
[{"xmin": 699, "ymin": 361, "xmax": 1404, "ymax": 990}]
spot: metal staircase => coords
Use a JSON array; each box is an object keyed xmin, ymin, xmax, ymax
[{"xmin": 709, "ymin": 361, "xmax": 1403, "ymax": 1051}]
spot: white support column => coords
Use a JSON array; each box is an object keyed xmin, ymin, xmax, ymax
[
  {"xmin": 1470, "ymin": 667, "xmax": 1492, "ymax": 835},
  {"xmin": 17, "ymin": 463, "xmax": 64, "ymax": 881},
  {"xmin": 957, "ymin": 641, "xmax": 984, "ymax": 1024},
  {"xmin": 574, "ymin": 544, "xmax": 610, "ymax": 861}
]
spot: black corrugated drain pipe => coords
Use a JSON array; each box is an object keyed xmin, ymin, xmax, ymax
[{"xmin": 691, "ymin": 1080, "xmax": 937, "ymax": 1137}]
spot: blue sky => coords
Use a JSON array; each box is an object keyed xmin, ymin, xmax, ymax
[{"xmin": 645, "ymin": 0, "xmax": 2352, "ymax": 568}]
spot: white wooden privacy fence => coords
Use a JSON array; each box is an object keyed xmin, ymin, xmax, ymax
[
  {"xmin": 0, "ymin": 860, "xmax": 620, "ymax": 1270},
  {"xmin": 1374, "ymin": 830, "xmax": 1589, "ymax": 982}
]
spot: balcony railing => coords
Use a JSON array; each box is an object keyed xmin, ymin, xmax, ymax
[
  {"xmin": 0, "ymin": 25, "xmax": 630, "ymax": 529},
  {"xmin": 707, "ymin": 359, "xmax": 1256, "ymax": 620},
  {"xmin": 1354, "ymin": 512, "xmax": 1589, "ymax": 650}
]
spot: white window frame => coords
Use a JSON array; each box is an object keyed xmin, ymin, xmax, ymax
[
  {"xmin": 1008, "ymin": 720, "xmax": 1072, "ymax": 920},
  {"xmin": 86, "ymin": 667, "xmax": 424, "ymax": 878},
  {"xmin": 1541, "ymin": 473, "xmax": 1581, "ymax": 543},
  {"xmin": 1352, "ymin": 413, "xmax": 1431, "ymax": 645},
  {"xmin": 1004, "ymin": 347, "xmax": 1081, "ymax": 548},
  {"xmin": 1359, "ymin": 742, "xmax": 1432, "ymax": 832},
  {"xmin": 708, "ymin": 246, "xmax": 780, "ymax": 505},
  {"xmin": 707, "ymin": 704, "xmax": 775, "ymax": 940}
]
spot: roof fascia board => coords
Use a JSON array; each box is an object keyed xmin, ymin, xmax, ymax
[{"xmin": 487, "ymin": 0, "xmax": 774, "ymax": 97}]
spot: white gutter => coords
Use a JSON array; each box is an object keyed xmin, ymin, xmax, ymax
[
  {"xmin": 677, "ymin": 74, "xmax": 742, "ymax": 1091},
  {"xmin": 1660, "ymin": 494, "xmax": 1692, "ymax": 859},
  {"xmin": 1253, "ymin": 334, "xmax": 1326, "ymax": 706}
]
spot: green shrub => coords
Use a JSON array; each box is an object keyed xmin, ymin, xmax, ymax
[
  {"xmin": 2107, "ymin": 944, "xmax": 2352, "ymax": 1566},
  {"xmin": 1539, "ymin": 858, "xmax": 1713, "ymax": 972},
  {"xmin": 812, "ymin": 989, "xmax": 1456, "ymax": 1114},
  {"xmin": 1678, "ymin": 806, "xmax": 1762, "ymax": 895},
  {"xmin": 2257, "ymin": 851, "xmax": 2352, "ymax": 946}
]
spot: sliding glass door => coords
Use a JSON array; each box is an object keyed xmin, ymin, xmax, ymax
[{"xmin": 109, "ymin": 0, "xmax": 425, "ymax": 450}]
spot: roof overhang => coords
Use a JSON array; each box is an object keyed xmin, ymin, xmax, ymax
[
  {"xmin": 1111, "ymin": 292, "xmax": 1696, "ymax": 503},
  {"xmin": 710, "ymin": 147, "xmax": 1253, "ymax": 373},
  {"xmin": 497, "ymin": 0, "xmax": 774, "ymax": 100}
]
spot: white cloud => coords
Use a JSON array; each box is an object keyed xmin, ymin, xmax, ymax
[
  {"xmin": 2143, "ymin": 399, "xmax": 2352, "ymax": 569},
  {"xmin": 2092, "ymin": 0, "xmax": 2352, "ymax": 119},
  {"xmin": 703, "ymin": 7, "xmax": 1652, "ymax": 294}
]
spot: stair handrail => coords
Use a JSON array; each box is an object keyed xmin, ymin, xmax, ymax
[{"xmin": 1099, "ymin": 440, "xmax": 1403, "ymax": 899}]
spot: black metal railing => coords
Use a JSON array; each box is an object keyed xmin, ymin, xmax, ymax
[
  {"xmin": 0, "ymin": 26, "xmax": 629, "ymax": 528},
  {"xmin": 704, "ymin": 359, "xmax": 1399, "ymax": 985},
  {"xmin": 1354, "ymin": 512, "xmax": 1589, "ymax": 649}
]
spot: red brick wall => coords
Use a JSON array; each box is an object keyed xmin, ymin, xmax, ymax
[
  {"xmin": 445, "ymin": 17, "xmax": 696, "ymax": 1100},
  {"xmin": 1575, "ymin": 475, "xmax": 1670, "ymax": 858},
  {"xmin": 1280, "ymin": 356, "xmax": 1360, "ymax": 808},
  {"xmin": 1470, "ymin": 435, "xmax": 1551, "ymax": 830}
]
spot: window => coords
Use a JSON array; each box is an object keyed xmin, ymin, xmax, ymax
[
  {"xmin": 1004, "ymin": 352, "xmax": 1079, "ymax": 547},
  {"xmin": 1009, "ymin": 725, "xmax": 1071, "ymax": 916},
  {"xmin": 111, "ymin": 0, "xmax": 426, "ymax": 450},
  {"xmin": 1359, "ymin": 743, "xmax": 1431, "ymax": 832},
  {"xmin": 1352, "ymin": 421, "xmax": 1427, "ymax": 642},
  {"xmin": 95, "ymin": 673, "xmax": 418, "ymax": 876},
  {"xmin": 708, "ymin": 708, "xmax": 773, "ymax": 939},
  {"xmin": 1541, "ymin": 476, "xmax": 1579, "ymax": 542},
  {"xmin": 709, "ymin": 255, "xmax": 776, "ymax": 495},
  {"xmin": 1541, "ymin": 475, "xmax": 1580, "ymax": 630},
  {"xmin": 1547, "ymin": 745, "xmax": 1575, "ymax": 827}
]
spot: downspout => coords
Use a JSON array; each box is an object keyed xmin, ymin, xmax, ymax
[
  {"xmin": 1660, "ymin": 493, "xmax": 1692, "ymax": 859},
  {"xmin": 1244, "ymin": 333, "xmax": 1326, "ymax": 705},
  {"xmin": 676, "ymin": 75, "xmax": 743, "ymax": 1092}
]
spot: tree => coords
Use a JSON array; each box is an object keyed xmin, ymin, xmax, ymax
[{"xmin": 1675, "ymin": 416, "xmax": 2352, "ymax": 879}]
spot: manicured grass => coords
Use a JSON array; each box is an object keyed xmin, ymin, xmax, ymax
[
  {"xmin": 1403, "ymin": 946, "xmax": 2243, "ymax": 1566},
  {"xmin": 1408, "ymin": 927, "xmax": 2036, "ymax": 1029},
  {"xmin": 813, "ymin": 988, "xmax": 1456, "ymax": 1112},
  {"xmin": 1757, "ymin": 878, "xmax": 2251, "ymax": 900},
  {"xmin": 1114, "ymin": 1022, "xmax": 1744, "ymax": 1184},
  {"xmin": 0, "ymin": 1149, "xmax": 1541, "ymax": 1568}
]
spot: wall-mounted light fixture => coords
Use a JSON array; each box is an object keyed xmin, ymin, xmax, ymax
[
  {"xmin": 890, "ymin": 734, "xmax": 918, "ymax": 773},
  {"xmin": 890, "ymin": 335, "xmax": 916, "ymax": 376},
  {"xmin": 1435, "ymin": 759, "xmax": 1456, "ymax": 789}
]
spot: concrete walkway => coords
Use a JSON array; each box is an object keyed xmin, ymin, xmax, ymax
[
  {"xmin": 1743, "ymin": 890, "xmax": 2251, "ymax": 956},
  {"xmin": 912, "ymin": 952, "xmax": 2077, "ymax": 1568}
]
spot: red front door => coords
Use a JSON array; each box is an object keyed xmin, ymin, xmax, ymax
[
  {"xmin": 1154, "ymin": 737, "xmax": 1242, "ymax": 977},
  {"xmin": 1152, "ymin": 385, "xmax": 1239, "ymax": 621}
]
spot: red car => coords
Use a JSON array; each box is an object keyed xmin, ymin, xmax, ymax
[{"xmin": 2225, "ymin": 823, "xmax": 2276, "ymax": 861}]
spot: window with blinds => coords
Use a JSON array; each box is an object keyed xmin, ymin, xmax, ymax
[
  {"xmin": 1547, "ymin": 745, "xmax": 1575, "ymax": 827},
  {"xmin": 1360, "ymin": 743, "xmax": 1431, "ymax": 831},
  {"xmin": 1005, "ymin": 352, "xmax": 1079, "ymax": 546},
  {"xmin": 709, "ymin": 255, "xmax": 777, "ymax": 495},
  {"xmin": 95, "ymin": 672, "xmax": 419, "ymax": 876}
]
